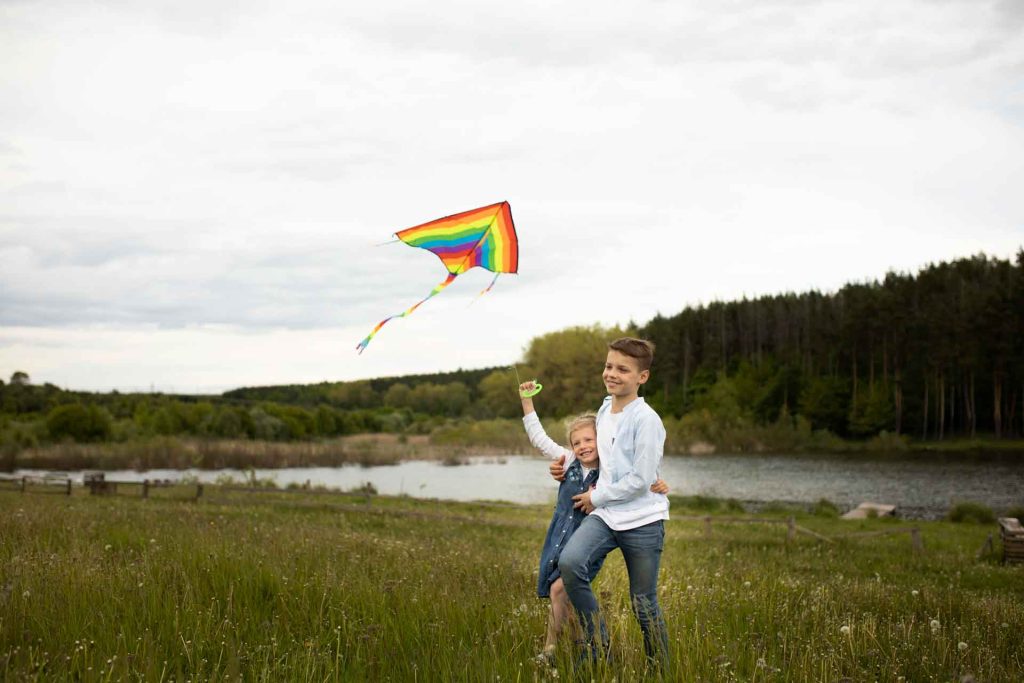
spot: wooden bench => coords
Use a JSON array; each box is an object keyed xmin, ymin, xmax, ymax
[{"xmin": 998, "ymin": 517, "xmax": 1024, "ymax": 564}]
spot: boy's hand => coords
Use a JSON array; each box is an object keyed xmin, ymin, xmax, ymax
[
  {"xmin": 549, "ymin": 455, "xmax": 566, "ymax": 481},
  {"xmin": 650, "ymin": 479, "xmax": 670, "ymax": 495},
  {"xmin": 572, "ymin": 489, "xmax": 595, "ymax": 514}
]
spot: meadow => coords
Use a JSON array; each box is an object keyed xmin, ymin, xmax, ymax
[{"xmin": 1, "ymin": 486, "xmax": 1022, "ymax": 681}]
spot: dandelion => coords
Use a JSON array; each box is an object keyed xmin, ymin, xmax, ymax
[
  {"xmin": 743, "ymin": 581, "xmax": 751, "ymax": 588},
  {"xmin": 104, "ymin": 544, "xmax": 112, "ymax": 551},
  {"xmin": 911, "ymin": 590, "xmax": 919, "ymax": 596},
  {"xmin": 958, "ymin": 641, "xmax": 968, "ymax": 652},
  {"xmin": 149, "ymin": 538, "xmax": 156, "ymax": 544},
  {"xmin": 686, "ymin": 585, "xmax": 694, "ymax": 591},
  {"xmin": 840, "ymin": 625, "xmax": 851, "ymax": 636},
  {"xmin": 930, "ymin": 619, "xmax": 941, "ymax": 632},
  {"xmin": 21, "ymin": 590, "xmax": 30, "ymax": 598}
]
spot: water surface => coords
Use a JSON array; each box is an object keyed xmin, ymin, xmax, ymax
[{"xmin": 17, "ymin": 452, "xmax": 1024, "ymax": 519}]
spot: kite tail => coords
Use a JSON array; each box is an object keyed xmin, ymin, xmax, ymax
[
  {"xmin": 356, "ymin": 273, "xmax": 458, "ymax": 353},
  {"xmin": 468, "ymin": 273, "xmax": 501, "ymax": 307}
]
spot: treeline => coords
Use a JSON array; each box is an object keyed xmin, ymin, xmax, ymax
[
  {"xmin": 0, "ymin": 378, "xmax": 413, "ymax": 452},
  {"xmin": 640, "ymin": 252, "xmax": 1024, "ymax": 439},
  {"xmin": 2, "ymin": 252, "xmax": 1021, "ymax": 456}
]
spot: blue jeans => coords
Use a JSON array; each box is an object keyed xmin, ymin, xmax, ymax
[{"xmin": 558, "ymin": 516, "xmax": 668, "ymax": 665}]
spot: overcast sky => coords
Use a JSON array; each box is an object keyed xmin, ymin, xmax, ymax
[{"xmin": 2, "ymin": 0, "xmax": 1022, "ymax": 393}]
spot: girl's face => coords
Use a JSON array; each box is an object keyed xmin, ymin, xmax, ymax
[{"xmin": 569, "ymin": 425, "xmax": 599, "ymax": 468}]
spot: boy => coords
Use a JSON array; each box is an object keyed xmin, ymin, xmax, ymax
[{"xmin": 551, "ymin": 337, "xmax": 669, "ymax": 669}]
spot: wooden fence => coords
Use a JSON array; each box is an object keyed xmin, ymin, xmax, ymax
[{"xmin": 0, "ymin": 475, "xmax": 72, "ymax": 496}]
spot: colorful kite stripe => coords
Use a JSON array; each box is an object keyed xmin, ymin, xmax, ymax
[
  {"xmin": 395, "ymin": 201, "xmax": 517, "ymax": 275},
  {"xmin": 356, "ymin": 201, "xmax": 518, "ymax": 354}
]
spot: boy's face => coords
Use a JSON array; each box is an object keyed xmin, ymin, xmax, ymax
[
  {"xmin": 570, "ymin": 425, "xmax": 599, "ymax": 468},
  {"xmin": 603, "ymin": 349, "xmax": 649, "ymax": 399}
]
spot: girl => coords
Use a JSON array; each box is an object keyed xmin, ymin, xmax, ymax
[{"xmin": 519, "ymin": 381, "xmax": 669, "ymax": 664}]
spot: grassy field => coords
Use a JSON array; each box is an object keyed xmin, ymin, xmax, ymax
[{"xmin": 1, "ymin": 487, "xmax": 1022, "ymax": 681}]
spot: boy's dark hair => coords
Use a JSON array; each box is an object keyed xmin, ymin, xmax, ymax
[{"xmin": 607, "ymin": 337, "xmax": 655, "ymax": 372}]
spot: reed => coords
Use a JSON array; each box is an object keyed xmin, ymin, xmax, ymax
[{"xmin": 9, "ymin": 434, "xmax": 520, "ymax": 472}]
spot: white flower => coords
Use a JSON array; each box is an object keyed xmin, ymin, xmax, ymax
[
  {"xmin": 840, "ymin": 625, "xmax": 851, "ymax": 636},
  {"xmin": 104, "ymin": 544, "xmax": 112, "ymax": 551},
  {"xmin": 911, "ymin": 590, "xmax": 919, "ymax": 596},
  {"xmin": 930, "ymin": 620, "xmax": 941, "ymax": 631},
  {"xmin": 958, "ymin": 641, "xmax": 968, "ymax": 652},
  {"xmin": 21, "ymin": 590, "xmax": 30, "ymax": 599},
  {"xmin": 743, "ymin": 581, "xmax": 751, "ymax": 588}
]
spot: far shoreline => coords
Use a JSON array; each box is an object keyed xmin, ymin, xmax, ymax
[{"xmin": 5, "ymin": 433, "xmax": 1024, "ymax": 473}]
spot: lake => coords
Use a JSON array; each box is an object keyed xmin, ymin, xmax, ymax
[{"xmin": 17, "ymin": 452, "xmax": 1024, "ymax": 519}]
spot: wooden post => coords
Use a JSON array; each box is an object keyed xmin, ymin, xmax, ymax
[
  {"xmin": 910, "ymin": 527, "xmax": 924, "ymax": 554},
  {"xmin": 142, "ymin": 480, "xmax": 149, "ymax": 499},
  {"xmin": 787, "ymin": 516, "xmax": 796, "ymax": 543},
  {"xmin": 195, "ymin": 483, "xmax": 203, "ymax": 500},
  {"xmin": 703, "ymin": 516, "xmax": 712, "ymax": 537},
  {"xmin": 20, "ymin": 477, "xmax": 26, "ymax": 493},
  {"xmin": 66, "ymin": 479, "xmax": 72, "ymax": 496}
]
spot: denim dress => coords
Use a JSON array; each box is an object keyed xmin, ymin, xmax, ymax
[{"xmin": 536, "ymin": 460, "xmax": 603, "ymax": 598}]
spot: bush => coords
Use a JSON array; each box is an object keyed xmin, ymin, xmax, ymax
[
  {"xmin": 812, "ymin": 498, "xmax": 840, "ymax": 517},
  {"xmin": 46, "ymin": 404, "xmax": 113, "ymax": 442},
  {"xmin": 947, "ymin": 502, "xmax": 996, "ymax": 524}
]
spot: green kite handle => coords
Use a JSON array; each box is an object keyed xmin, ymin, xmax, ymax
[{"xmin": 520, "ymin": 382, "xmax": 543, "ymax": 398}]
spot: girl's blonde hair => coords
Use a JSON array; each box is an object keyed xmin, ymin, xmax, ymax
[{"xmin": 565, "ymin": 413, "xmax": 597, "ymax": 445}]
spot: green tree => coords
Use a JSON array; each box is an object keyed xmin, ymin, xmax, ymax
[
  {"xmin": 798, "ymin": 376, "xmax": 849, "ymax": 434},
  {"xmin": 848, "ymin": 383, "xmax": 896, "ymax": 436},
  {"xmin": 211, "ymin": 408, "xmax": 244, "ymax": 438},
  {"xmin": 315, "ymin": 405, "xmax": 337, "ymax": 436},
  {"xmin": 477, "ymin": 369, "xmax": 520, "ymax": 418},
  {"xmin": 523, "ymin": 324, "xmax": 629, "ymax": 416},
  {"xmin": 46, "ymin": 404, "xmax": 113, "ymax": 442},
  {"xmin": 384, "ymin": 383, "xmax": 412, "ymax": 410}
]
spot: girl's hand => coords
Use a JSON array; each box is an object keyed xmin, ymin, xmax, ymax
[
  {"xmin": 650, "ymin": 479, "xmax": 670, "ymax": 495},
  {"xmin": 520, "ymin": 381, "xmax": 537, "ymax": 416}
]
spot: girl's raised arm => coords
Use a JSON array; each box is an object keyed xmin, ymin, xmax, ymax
[{"xmin": 520, "ymin": 382, "xmax": 571, "ymax": 461}]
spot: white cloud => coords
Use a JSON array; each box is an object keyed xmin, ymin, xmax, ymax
[{"xmin": 1, "ymin": 0, "xmax": 1022, "ymax": 390}]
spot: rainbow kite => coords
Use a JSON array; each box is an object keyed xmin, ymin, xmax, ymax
[{"xmin": 356, "ymin": 201, "xmax": 518, "ymax": 353}]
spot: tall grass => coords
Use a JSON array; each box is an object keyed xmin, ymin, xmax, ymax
[{"xmin": 1, "ymin": 489, "xmax": 1021, "ymax": 681}]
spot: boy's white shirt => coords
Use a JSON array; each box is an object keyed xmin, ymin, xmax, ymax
[{"xmin": 590, "ymin": 396, "xmax": 669, "ymax": 531}]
